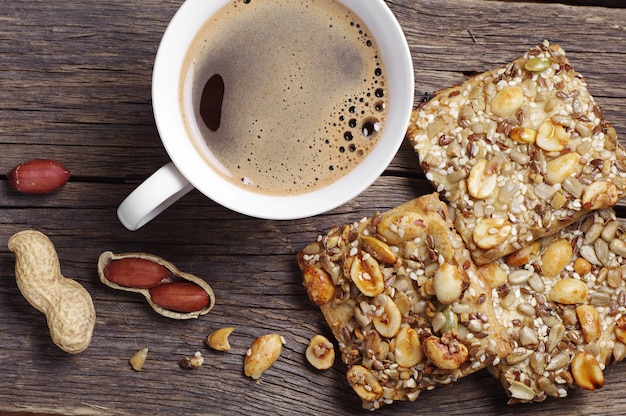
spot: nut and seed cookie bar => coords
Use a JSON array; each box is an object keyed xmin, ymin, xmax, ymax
[
  {"xmin": 296, "ymin": 193, "xmax": 511, "ymax": 410},
  {"xmin": 406, "ymin": 40, "xmax": 626, "ymax": 265},
  {"xmin": 483, "ymin": 209, "xmax": 626, "ymax": 403}
]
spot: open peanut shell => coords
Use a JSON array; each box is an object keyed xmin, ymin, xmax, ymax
[{"xmin": 97, "ymin": 251, "xmax": 215, "ymax": 320}]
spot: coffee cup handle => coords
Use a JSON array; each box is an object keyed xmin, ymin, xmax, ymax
[{"xmin": 117, "ymin": 162, "xmax": 195, "ymax": 231}]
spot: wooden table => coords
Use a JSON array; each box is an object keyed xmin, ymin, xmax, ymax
[{"xmin": 1, "ymin": 0, "xmax": 625, "ymax": 414}]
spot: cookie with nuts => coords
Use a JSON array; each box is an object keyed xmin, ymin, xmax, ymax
[
  {"xmin": 406, "ymin": 40, "xmax": 626, "ymax": 265},
  {"xmin": 297, "ymin": 193, "xmax": 511, "ymax": 410},
  {"xmin": 485, "ymin": 209, "xmax": 626, "ymax": 403}
]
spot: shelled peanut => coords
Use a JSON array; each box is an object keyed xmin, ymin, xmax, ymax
[
  {"xmin": 130, "ymin": 347, "xmax": 149, "ymax": 371},
  {"xmin": 6, "ymin": 159, "xmax": 70, "ymax": 194},
  {"xmin": 244, "ymin": 334, "xmax": 284, "ymax": 380},
  {"xmin": 97, "ymin": 251, "xmax": 215, "ymax": 319},
  {"xmin": 7, "ymin": 230, "xmax": 96, "ymax": 354},
  {"xmin": 179, "ymin": 351, "xmax": 204, "ymax": 369},
  {"xmin": 305, "ymin": 334, "xmax": 335, "ymax": 370},
  {"xmin": 205, "ymin": 327, "xmax": 235, "ymax": 352}
]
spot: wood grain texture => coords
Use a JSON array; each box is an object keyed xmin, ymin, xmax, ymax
[{"xmin": 1, "ymin": 0, "xmax": 625, "ymax": 415}]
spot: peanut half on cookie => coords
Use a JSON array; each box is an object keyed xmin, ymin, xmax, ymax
[
  {"xmin": 406, "ymin": 40, "xmax": 626, "ymax": 265},
  {"xmin": 297, "ymin": 193, "xmax": 511, "ymax": 410},
  {"xmin": 485, "ymin": 209, "xmax": 626, "ymax": 403}
]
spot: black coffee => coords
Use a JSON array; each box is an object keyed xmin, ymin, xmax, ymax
[{"xmin": 181, "ymin": 0, "xmax": 388, "ymax": 195}]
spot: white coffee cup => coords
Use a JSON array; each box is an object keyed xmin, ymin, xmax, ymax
[{"xmin": 117, "ymin": 0, "xmax": 414, "ymax": 231}]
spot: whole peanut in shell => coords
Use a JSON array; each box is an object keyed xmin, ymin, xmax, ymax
[{"xmin": 8, "ymin": 230, "xmax": 96, "ymax": 354}]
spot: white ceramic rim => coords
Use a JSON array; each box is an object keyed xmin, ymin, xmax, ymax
[{"xmin": 152, "ymin": 0, "xmax": 414, "ymax": 220}]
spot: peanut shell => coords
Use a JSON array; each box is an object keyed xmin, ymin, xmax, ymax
[
  {"xmin": 97, "ymin": 251, "xmax": 215, "ymax": 320},
  {"xmin": 8, "ymin": 230, "xmax": 95, "ymax": 353}
]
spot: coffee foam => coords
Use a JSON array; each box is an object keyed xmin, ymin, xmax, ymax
[{"xmin": 181, "ymin": 0, "xmax": 387, "ymax": 195}]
